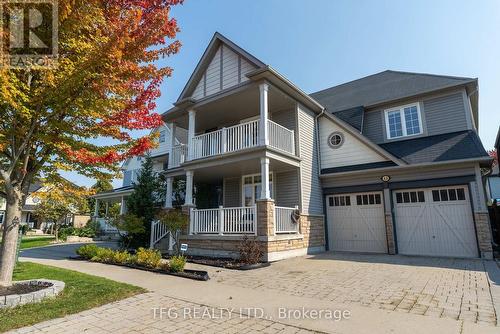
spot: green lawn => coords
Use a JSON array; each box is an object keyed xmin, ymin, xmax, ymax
[
  {"xmin": 20, "ymin": 236, "xmax": 56, "ymax": 249},
  {"xmin": 0, "ymin": 262, "xmax": 145, "ymax": 332}
]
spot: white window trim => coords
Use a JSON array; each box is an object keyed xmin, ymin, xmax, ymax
[
  {"xmin": 241, "ymin": 172, "xmax": 274, "ymax": 207},
  {"xmin": 384, "ymin": 103, "xmax": 423, "ymax": 139}
]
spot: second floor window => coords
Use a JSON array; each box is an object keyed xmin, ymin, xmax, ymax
[
  {"xmin": 385, "ymin": 103, "xmax": 423, "ymax": 139},
  {"xmin": 159, "ymin": 130, "xmax": 166, "ymax": 143}
]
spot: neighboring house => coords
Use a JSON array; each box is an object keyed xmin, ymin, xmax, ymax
[
  {"xmin": 96, "ymin": 32, "xmax": 494, "ymax": 260},
  {"xmin": 92, "ymin": 123, "xmax": 187, "ymax": 232},
  {"xmin": 486, "ymin": 127, "xmax": 500, "ymax": 201},
  {"xmin": 0, "ymin": 182, "xmax": 90, "ymax": 231}
]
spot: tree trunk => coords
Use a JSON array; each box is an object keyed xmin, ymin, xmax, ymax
[{"xmin": 0, "ymin": 188, "xmax": 23, "ymax": 287}]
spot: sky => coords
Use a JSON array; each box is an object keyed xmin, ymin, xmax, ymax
[{"xmin": 62, "ymin": 0, "xmax": 500, "ymax": 188}]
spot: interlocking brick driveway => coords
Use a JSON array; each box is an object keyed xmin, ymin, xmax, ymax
[
  {"xmin": 7, "ymin": 293, "xmax": 319, "ymax": 334},
  {"xmin": 210, "ymin": 253, "xmax": 498, "ymax": 326}
]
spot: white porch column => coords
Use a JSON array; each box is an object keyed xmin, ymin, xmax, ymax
[
  {"xmin": 167, "ymin": 123, "xmax": 176, "ymax": 168},
  {"xmin": 165, "ymin": 177, "xmax": 173, "ymax": 208},
  {"xmin": 187, "ymin": 109, "xmax": 196, "ymax": 161},
  {"xmin": 93, "ymin": 199, "xmax": 100, "ymax": 218},
  {"xmin": 120, "ymin": 196, "xmax": 127, "ymax": 214},
  {"xmin": 260, "ymin": 157, "xmax": 270, "ymax": 199},
  {"xmin": 259, "ymin": 82, "xmax": 269, "ymax": 146},
  {"xmin": 185, "ymin": 170, "xmax": 194, "ymax": 206}
]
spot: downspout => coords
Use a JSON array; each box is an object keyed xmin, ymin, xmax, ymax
[{"xmin": 314, "ymin": 109, "xmax": 325, "ymax": 177}]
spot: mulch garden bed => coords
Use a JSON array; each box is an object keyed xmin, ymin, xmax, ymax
[
  {"xmin": 179, "ymin": 256, "xmax": 270, "ymax": 270},
  {"xmin": 0, "ymin": 281, "xmax": 53, "ymax": 296},
  {"xmin": 68, "ymin": 256, "xmax": 209, "ymax": 281}
]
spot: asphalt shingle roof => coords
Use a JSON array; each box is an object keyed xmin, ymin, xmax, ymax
[
  {"xmin": 310, "ymin": 70, "xmax": 476, "ymax": 113},
  {"xmin": 379, "ymin": 130, "xmax": 488, "ymax": 164},
  {"xmin": 332, "ymin": 106, "xmax": 364, "ymax": 131}
]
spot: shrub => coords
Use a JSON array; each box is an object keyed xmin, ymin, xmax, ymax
[
  {"xmin": 76, "ymin": 244, "xmax": 99, "ymax": 260},
  {"xmin": 238, "ymin": 235, "xmax": 262, "ymax": 265},
  {"xmin": 75, "ymin": 227, "xmax": 96, "ymax": 238},
  {"xmin": 85, "ymin": 219, "xmax": 102, "ymax": 235},
  {"xmin": 112, "ymin": 250, "xmax": 130, "ymax": 264},
  {"xmin": 91, "ymin": 247, "xmax": 116, "ymax": 263},
  {"xmin": 59, "ymin": 226, "xmax": 96, "ymax": 241},
  {"xmin": 59, "ymin": 227, "xmax": 75, "ymax": 241},
  {"xmin": 135, "ymin": 247, "xmax": 162, "ymax": 268},
  {"xmin": 169, "ymin": 255, "xmax": 186, "ymax": 273}
]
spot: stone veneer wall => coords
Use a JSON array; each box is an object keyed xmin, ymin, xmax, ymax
[
  {"xmin": 179, "ymin": 213, "xmax": 326, "ymax": 261},
  {"xmin": 474, "ymin": 212, "xmax": 493, "ymax": 259},
  {"xmin": 384, "ymin": 214, "xmax": 396, "ymax": 255}
]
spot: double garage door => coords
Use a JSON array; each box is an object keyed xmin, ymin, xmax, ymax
[{"xmin": 326, "ymin": 186, "xmax": 478, "ymax": 258}]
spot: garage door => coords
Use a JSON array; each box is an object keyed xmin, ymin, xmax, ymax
[
  {"xmin": 394, "ymin": 186, "xmax": 478, "ymax": 258},
  {"xmin": 326, "ymin": 192, "xmax": 387, "ymax": 253}
]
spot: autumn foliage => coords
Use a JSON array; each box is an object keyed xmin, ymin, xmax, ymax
[{"xmin": 0, "ymin": 0, "xmax": 183, "ymax": 286}]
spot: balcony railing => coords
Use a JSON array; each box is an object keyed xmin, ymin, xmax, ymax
[
  {"xmin": 190, "ymin": 206, "xmax": 257, "ymax": 235},
  {"xmin": 169, "ymin": 144, "xmax": 187, "ymax": 168},
  {"xmin": 268, "ymin": 121, "xmax": 295, "ymax": 155},
  {"xmin": 189, "ymin": 119, "xmax": 294, "ymax": 162},
  {"xmin": 274, "ymin": 206, "xmax": 300, "ymax": 233}
]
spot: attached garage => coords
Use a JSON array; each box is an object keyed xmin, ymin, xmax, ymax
[
  {"xmin": 394, "ymin": 186, "xmax": 478, "ymax": 258},
  {"xmin": 326, "ymin": 192, "xmax": 387, "ymax": 253}
]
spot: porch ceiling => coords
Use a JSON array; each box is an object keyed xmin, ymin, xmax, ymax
[{"xmin": 168, "ymin": 84, "xmax": 294, "ymax": 131}]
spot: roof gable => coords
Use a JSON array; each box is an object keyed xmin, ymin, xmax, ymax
[
  {"xmin": 320, "ymin": 112, "xmax": 405, "ymax": 167},
  {"xmin": 178, "ymin": 33, "xmax": 265, "ymax": 102},
  {"xmin": 310, "ymin": 70, "xmax": 476, "ymax": 113}
]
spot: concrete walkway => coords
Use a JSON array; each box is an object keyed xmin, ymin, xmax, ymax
[{"xmin": 9, "ymin": 246, "xmax": 500, "ymax": 334}]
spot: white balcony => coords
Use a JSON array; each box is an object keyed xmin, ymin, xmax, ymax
[{"xmin": 184, "ymin": 119, "xmax": 295, "ymax": 164}]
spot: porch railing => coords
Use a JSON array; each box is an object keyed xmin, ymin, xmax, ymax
[
  {"xmin": 150, "ymin": 220, "xmax": 172, "ymax": 250},
  {"xmin": 96, "ymin": 218, "xmax": 119, "ymax": 234},
  {"xmin": 169, "ymin": 144, "xmax": 187, "ymax": 168},
  {"xmin": 268, "ymin": 121, "xmax": 295, "ymax": 155},
  {"xmin": 190, "ymin": 206, "xmax": 257, "ymax": 235},
  {"xmin": 274, "ymin": 206, "xmax": 300, "ymax": 234},
  {"xmin": 188, "ymin": 119, "xmax": 294, "ymax": 161}
]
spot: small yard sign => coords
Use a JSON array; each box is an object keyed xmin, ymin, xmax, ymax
[{"xmin": 180, "ymin": 243, "xmax": 188, "ymax": 252}]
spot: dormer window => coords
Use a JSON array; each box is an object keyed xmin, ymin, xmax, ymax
[{"xmin": 384, "ymin": 103, "xmax": 423, "ymax": 139}]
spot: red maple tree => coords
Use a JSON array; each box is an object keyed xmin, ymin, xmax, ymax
[{"xmin": 0, "ymin": 0, "xmax": 183, "ymax": 286}]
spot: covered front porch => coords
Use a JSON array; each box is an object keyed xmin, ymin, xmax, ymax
[
  {"xmin": 154, "ymin": 152, "xmax": 304, "ymax": 255},
  {"xmin": 92, "ymin": 187, "xmax": 132, "ymax": 234}
]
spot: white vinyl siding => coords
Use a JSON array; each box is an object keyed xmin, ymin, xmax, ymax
[
  {"xmin": 189, "ymin": 44, "xmax": 258, "ymax": 100},
  {"xmin": 297, "ymin": 105, "xmax": 323, "ymax": 215},
  {"xmin": 205, "ymin": 47, "xmax": 221, "ymax": 96},
  {"xmin": 319, "ymin": 116, "xmax": 388, "ymax": 169},
  {"xmin": 192, "ymin": 75, "xmax": 205, "ymax": 99},
  {"xmin": 222, "ymin": 45, "xmax": 239, "ymax": 89},
  {"xmin": 275, "ymin": 170, "xmax": 300, "ymax": 208}
]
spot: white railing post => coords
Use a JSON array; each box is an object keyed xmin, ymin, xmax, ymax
[
  {"xmin": 189, "ymin": 207, "xmax": 194, "ymax": 235},
  {"xmin": 221, "ymin": 128, "xmax": 227, "ymax": 154},
  {"xmin": 218, "ymin": 206, "xmax": 224, "ymax": 235},
  {"xmin": 291, "ymin": 130, "xmax": 296, "ymax": 155}
]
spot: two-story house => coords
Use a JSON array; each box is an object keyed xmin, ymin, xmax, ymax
[{"xmin": 96, "ymin": 32, "xmax": 493, "ymax": 260}]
